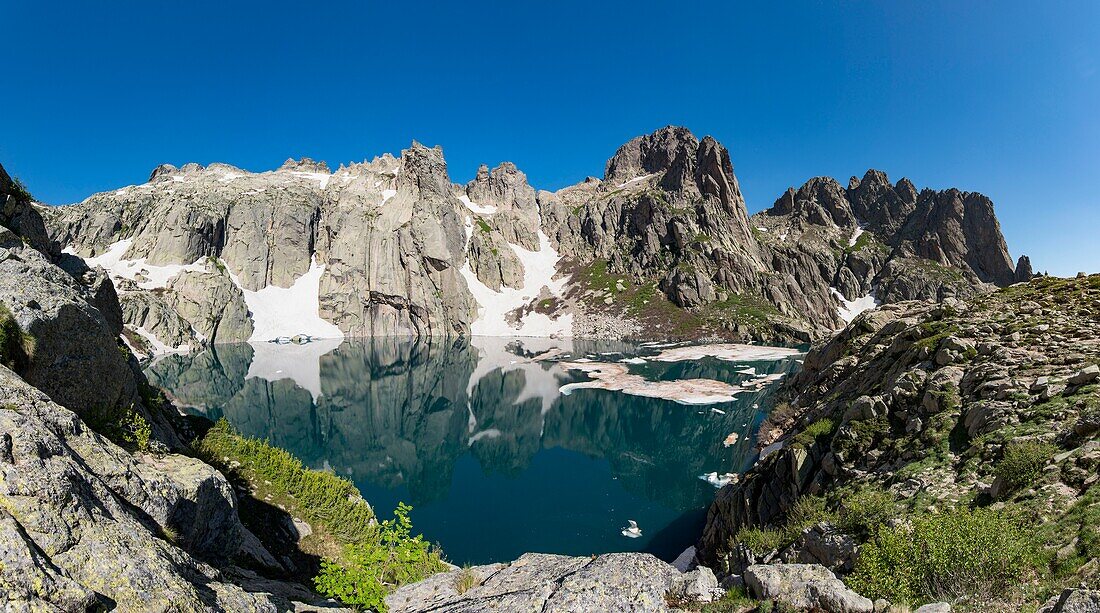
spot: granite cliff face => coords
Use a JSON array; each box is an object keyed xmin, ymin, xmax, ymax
[
  {"xmin": 0, "ymin": 163, "xmax": 351, "ymax": 610},
  {"xmin": 45, "ymin": 126, "xmax": 1026, "ymax": 353},
  {"xmin": 697, "ymin": 274, "xmax": 1100, "ymax": 609}
]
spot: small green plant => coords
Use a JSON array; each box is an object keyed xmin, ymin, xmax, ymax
[
  {"xmin": 732, "ymin": 496, "xmax": 834, "ymax": 554},
  {"xmin": 314, "ymin": 503, "xmax": 446, "ymax": 612},
  {"xmin": 793, "ymin": 417, "xmax": 836, "ymax": 448},
  {"xmin": 454, "ymin": 565, "xmax": 479, "ymax": 595},
  {"xmin": 84, "ymin": 403, "xmax": 152, "ymax": 452},
  {"xmin": 10, "ymin": 175, "xmax": 32, "ymax": 201},
  {"xmin": 847, "ymin": 507, "xmax": 1039, "ymax": 605},
  {"xmin": 994, "ymin": 440, "xmax": 1058, "ymax": 497},
  {"xmin": 476, "ymin": 219, "xmax": 492, "ymax": 234},
  {"xmin": 699, "ymin": 585, "xmax": 757, "ymax": 612}
]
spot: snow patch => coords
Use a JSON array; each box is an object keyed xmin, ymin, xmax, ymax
[
  {"xmin": 560, "ymin": 362, "xmax": 741, "ymax": 405},
  {"xmin": 80, "ymin": 239, "xmax": 206, "ymax": 290},
  {"xmin": 224, "ymin": 256, "xmax": 345, "ymax": 342},
  {"xmin": 848, "ymin": 224, "xmax": 867, "ymax": 247},
  {"xmin": 290, "ymin": 171, "xmax": 331, "ymax": 189},
  {"xmin": 614, "ymin": 172, "xmax": 658, "ymax": 189},
  {"xmin": 458, "ymin": 194, "xmax": 498, "ymax": 215},
  {"xmin": 459, "ymin": 230, "xmax": 572, "ymax": 337},
  {"xmin": 830, "ymin": 287, "xmax": 880, "ymax": 325},
  {"xmin": 245, "ymin": 337, "xmax": 343, "ymax": 403},
  {"xmin": 133, "ymin": 326, "xmax": 190, "ymax": 355}
]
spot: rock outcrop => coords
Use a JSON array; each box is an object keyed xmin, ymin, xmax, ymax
[
  {"xmin": 744, "ymin": 563, "xmax": 873, "ymax": 612},
  {"xmin": 0, "ymin": 165, "xmax": 350, "ymax": 610},
  {"xmin": 385, "ymin": 552, "xmax": 681, "ymax": 612},
  {"xmin": 41, "ymin": 127, "xmax": 1025, "ymax": 349},
  {"xmin": 698, "ymin": 274, "xmax": 1100, "ymax": 605}
]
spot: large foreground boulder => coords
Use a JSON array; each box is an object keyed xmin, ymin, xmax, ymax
[
  {"xmin": 0, "ymin": 365, "xmax": 348, "ymax": 611},
  {"xmin": 744, "ymin": 563, "xmax": 873, "ymax": 613},
  {"xmin": 385, "ymin": 552, "xmax": 681, "ymax": 612}
]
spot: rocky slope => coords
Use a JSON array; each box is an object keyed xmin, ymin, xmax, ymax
[
  {"xmin": 1, "ymin": 163, "xmax": 352, "ymax": 611},
  {"xmin": 697, "ymin": 273, "xmax": 1100, "ymax": 609},
  {"xmin": 44, "ymin": 127, "xmax": 1027, "ymax": 352}
]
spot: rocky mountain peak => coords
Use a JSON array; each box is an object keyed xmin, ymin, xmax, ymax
[
  {"xmin": 279, "ymin": 157, "xmax": 330, "ymax": 174},
  {"xmin": 1015, "ymin": 255, "xmax": 1034, "ymax": 282},
  {"xmin": 604, "ymin": 125, "xmax": 700, "ymax": 185},
  {"xmin": 148, "ymin": 163, "xmax": 178, "ymax": 182},
  {"xmin": 400, "ymin": 141, "xmax": 451, "ymax": 198},
  {"xmin": 768, "ymin": 176, "xmax": 855, "ymax": 228},
  {"xmin": 466, "ymin": 161, "xmax": 537, "ymax": 213},
  {"xmin": 846, "ymin": 169, "xmax": 918, "ymax": 234}
]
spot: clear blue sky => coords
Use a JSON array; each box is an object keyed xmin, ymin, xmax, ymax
[{"xmin": 3, "ymin": 1, "xmax": 1097, "ymax": 275}]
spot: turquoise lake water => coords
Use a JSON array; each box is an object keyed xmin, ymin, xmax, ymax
[{"xmin": 145, "ymin": 337, "xmax": 800, "ymax": 565}]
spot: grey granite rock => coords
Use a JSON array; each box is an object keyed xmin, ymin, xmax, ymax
[
  {"xmin": 745, "ymin": 563, "xmax": 873, "ymax": 612},
  {"xmin": 386, "ymin": 552, "xmax": 681, "ymax": 612}
]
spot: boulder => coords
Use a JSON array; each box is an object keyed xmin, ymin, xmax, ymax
[
  {"xmin": 915, "ymin": 603, "xmax": 952, "ymax": 613},
  {"xmin": 386, "ymin": 552, "xmax": 680, "ymax": 612},
  {"xmin": 668, "ymin": 565, "xmax": 722, "ymax": 604},
  {"xmin": 1038, "ymin": 588, "xmax": 1100, "ymax": 613},
  {"xmin": 1068, "ymin": 365, "xmax": 1100, "ymax": 386},
  {"xmin": 744, "ymin": 563, "xmax": 873, "ymax": 613}
]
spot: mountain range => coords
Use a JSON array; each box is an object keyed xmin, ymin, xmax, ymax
[{"xmin": 35, "ymin": 126, "xmax": 1028, "ymax": 357}]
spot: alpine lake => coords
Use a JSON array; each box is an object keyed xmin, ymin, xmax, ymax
[{"xmin": 145, "ymin": 336, "xmax": 803, "ymax": 566}]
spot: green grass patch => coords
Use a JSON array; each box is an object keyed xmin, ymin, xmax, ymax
[
  {"xmin": 476, "ymin": 219, "xmax": 492, "ymax": 234},
  {"xmin": 792, "ymin": 417, "xmax": 836, "ymax": 449},
  {"xmin": 731, "ymin": 496, "xmax": 835, "ymax": 555}
]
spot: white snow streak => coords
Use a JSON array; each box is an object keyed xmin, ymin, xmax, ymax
[
  {"xmin": 830, "ymin": 287, "xmax": 880, "ymax": 325},
  {"xmin": 458, "ymin": 194, "xmax": 498, "ymax": 215}
]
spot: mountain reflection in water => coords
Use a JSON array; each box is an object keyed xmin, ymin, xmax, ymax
[{"xmin": 146, "ymin": 336, "xmax": 801, "ymax": 565}]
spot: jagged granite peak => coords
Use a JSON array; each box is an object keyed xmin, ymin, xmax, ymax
[
  {"xmin": 279, "ymin": 156, "xmax": 330, "ymax": 174},
  {"xmin": 895, "ymin": 187, "xmax": 1015, "ymax": 286},
  {"xmin": 604, "ymin": 125, "xmax": 700, "ymax": 185},
  {"xmin": 846, "ymin": 169, "xmax": 918, "ymax": 236},
  {"xmin": 466, "ymin": 161, "xmax": 538, "ymax": 214},
  {"xmin": 767, "ymin": 176, "xmax": 856, "ymax": 229},
  {"xmin": 1015, "ymin": 254, "xmax": 1034, "ymax": 282}
]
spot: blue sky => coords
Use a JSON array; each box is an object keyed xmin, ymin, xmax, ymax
[{"xmin": 3, "ymin": 1, "xmax": 1097, "ymax": 275}]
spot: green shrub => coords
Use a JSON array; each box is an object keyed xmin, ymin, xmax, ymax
[
  {"xmin": 732, "ymin": 496, "xmax": 833, "ymax": 554},
  {"xmin": 84, "ymin": 403, "xmax": 152, "ymax": 452},
  {"xmin": 699, "ymin": 585, "xmax": 756, "ymax": 612},
  {"xmin": 0, "ymin": 302, "xmax": 30, "ymax": 371},
  {"xmin": 994, "ymin": 441, "xmax": 1058, "ymax": 497},
  {"xmin": 314, "ymin": 503, "xmax": 446, "ymax": 612},
  {"xmin": 197, "ymin": 418, "xmax": 375, "ymax": 543},
  {"xmin": 839, "ymin": 486, "xmax": 897, "ymax": 536},
  {"xmin": 793, "ymin": 417, "xmax": 836, "ymax": 448},
  {"xmin": 848, "ymin": 507, "xmax": 1039, "ymax": 605}
]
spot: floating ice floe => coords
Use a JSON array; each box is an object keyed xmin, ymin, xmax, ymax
[
  {"xmin": 699, "ymin": 472, "xmax": 738, "ymax": 488},
  {"xmin": 650, "ymin": 343, "xmax": 803, "ymax": 363},
  {"xmin": 620, "ymin": 357, "xmax": 647, "ymax": 365},
  {"xmin": 559, "ymin": 362, "xmax": 741, "ymax": 405},
  {"xmin": 621, "ymin": 520, "xmax": 642, "ymax": 538},
  {"xmin": 710, "ymin": 408, "xmax": 726, "ymax": 415},
  {"xmin": 723, "ymin": 432, "xmax": 740, "ymax": 447}
]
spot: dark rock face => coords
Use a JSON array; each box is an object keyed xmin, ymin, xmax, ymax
[
  {"xmin": 697, "ymin": 275, "xmax": 1100, "ymax": 586},
  {"xmin": 0, "ymin": 163, "xmax": 57, "ymax": 258},
  {"xmin": 1016, "ymin": 255, "xmax": 1034, "ymax": 282}
]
